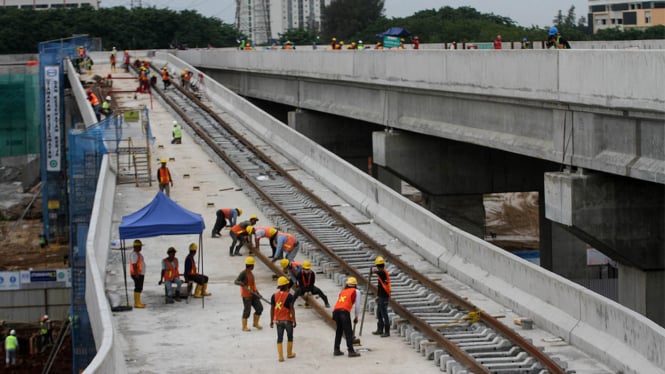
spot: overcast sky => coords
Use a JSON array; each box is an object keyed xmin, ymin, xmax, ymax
[{"xmin": 99, "ymin": 0, "xmax": 589, "ymax": 28}]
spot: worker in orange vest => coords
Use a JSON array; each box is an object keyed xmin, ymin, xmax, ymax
[
  {"xmin": 271, "ymin": 276, "xmax": 297, "ymax": 361},
  {"xmin": 229, "ymin": 215, "xmax": 258, "ymax": 256},
  {"xmin": 185, "ymin": 243, "xmax": 211, "ymax": 298},
  {"xmin": 156, "ymin": 158, "xmax": 173, "ymax": 197},
  {"xmin": 212, "ymin": 208, "xmax": 242, "ymax": 238},
  {"xmin": 86, "ymin": 88, "xmax": 101, "ymax": 120},
  {"xmin": 159, "ymin": 247, "xmax": 182, "ymax": 303},
  {"xmin": 333, "ymin": 277, "xmax": 361, "ymax": 357},
  {"xmin": 130, "ymin": 239, "xmax": 146, "ymax": 308},
  {"xmin": 271, "ymin": 231, "xmax": 299, "ymax": 262},
  {"xmin": 234, "ymin": 256, "xmax": 264, "ymax": 331}
]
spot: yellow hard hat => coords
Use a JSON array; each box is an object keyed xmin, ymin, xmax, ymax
[
  {"xmin": 280, "ymin": 258, "xmax": 289, "ymax": 269},
  {"xmin": 237, "ymin": 208, "xmax": 243, "ymax": 215},
  {"xmin": 246, "ymin": 226, "xmax": 254, "ymax": 235},
  {"xmin": 189, "ymin": 243, "xmax": 198, "ymax": 251},
  {"xmin": 277, "ymin": 276, "xmax": 290, "ymax": 287},
  {"xmin": 133, "ymin": 239, "xmax": 142, "ymax": 247},
  {"xmin": 375, "ymin": 256, "xmax": 385, "ymax": 265},
  {"xmin": 250, "ymin": 214, "xmax": 258, "ymax": 221},
  {"xmin": 346, "ymin": 276, "xmax": 357, "ymax": 286},
  {"xmin": 302, "ymin": 260, "xmax": 311, "ymax": 270},
  {"xmin": 245, "ymin": 256, "xmax": 255, "ymax": 265},
  {"xmin": 160, "ymin": 158, "xmax": 166, "ymax": 163}
]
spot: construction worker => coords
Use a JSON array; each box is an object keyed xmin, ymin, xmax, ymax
[
  {"xmin": 109, "ymin": 50, "xmax": 117, "ymax": 72},
  {"xmin": 86, "ymin": 88, "xmax": 101, "ymax": 120},
  {"xmin": 212, "ymin": 208, "xmax": 242, "ymax": 238},
  {"xmin": 171, "ymin": 121, "xmax": 182, "ymax": 144},
  {"xmin": 271, "ymin": 231, "xmax": 299, "ymax": 262},
  {"xmin": 5, "ymin": 329, "xmax": 18, "ymax": 368},
  {"xmin": 372, "ymin": 256, "xmax": 391, "ymax": 337},
  {"xmin": 271, "ymin": 276, "xmax": 297, "ymax": 361},
  {"xmin": 234, "ymin": 256, "xmax": 264, "ymax": 331},
  {"xmin": 156, "ymin": 158, "xmax": 173, "ymax": 197},
  {"xmin": 39, "ymin": 314, "xmax": 52, "ymax": 351},
  {"xmin": 130, "ymin": 239, "xmax": 146, "ymax": 308},
  {"xmin": 252, "ymin": 226, "xmax": 278, "ymax": 257},
  {"xmin": 333, "ymin": 277, "xmax": 361, "ymax": 357},
  {"xmin": 185, "ymin": 243, "xmax": 211, "ymax": 298},
  {"xmin": 229, "ymin": 215, "xmax": 258, "ymax": 256},
  {"xmin": 293, "ymin": 260, "xmax": 330, "ymax": 308},
  {"xmin": 101, "ymin": 96, "xmax": 113, "ymax": 118},
  {"xmin": 161, "ymin": 67, "xmax": 171, "ymax": 89},
  {"xmin": 280, "ymin": 258, "xmax": 302, "ymax": 288},
  {"xmin": 159, "ymin": 247, "xmax": 182, "ymax": 304}
]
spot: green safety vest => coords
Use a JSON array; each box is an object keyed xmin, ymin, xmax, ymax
[
  {"xmin": 173, "ymin": 125, "xmax": 182, "ymax": 139},
  {"xmin": 5, "ymin": 335, "xmax": 17, "ymax": 350},
  {"xmin": 40, "ymin": 321, "xmax": 48, "ymax": 335}
]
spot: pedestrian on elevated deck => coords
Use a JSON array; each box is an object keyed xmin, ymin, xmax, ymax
[
  {"xmin": 234, "ymin": 256, "xmax": 264, "ymax": 331},
  {"xmin": 271, "ymin": 276, "xmax": 297, "ymax": 361},
  {"xmin": 212, "ymin": 208, "xmax": 242, "ymax": 238}
]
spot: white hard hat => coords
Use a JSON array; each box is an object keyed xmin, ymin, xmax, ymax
[
  {"xmin": 105, "ymin": 96, "xmax": 111, "ymax": 101},
  {"xmin": 44, "ymin": 314, "xmax": 49, "ymax": 319},
  {"xmin": 172, "ymin": 120, "xmax": 178, "ymax": 125},
  {"xmin": 10, "ymin": 329, "xmax": 16, "ymax": 335}
]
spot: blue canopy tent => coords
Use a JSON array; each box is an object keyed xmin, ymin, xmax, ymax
[
  {"xmin": 375, "ymin": 27, "xmax": 412, "ymax": 39},
  {"xmin": 118, "ymin": 191, "xmax": 206, "ymax": 308}
]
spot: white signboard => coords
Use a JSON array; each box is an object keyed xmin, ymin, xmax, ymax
[
  {"xmin": 44, "ymin": 65, "xmax": 61, "ymax": 171},
  {"xmin": 0, "ymin": 271, "xmax": 21, "ymax": 290}
]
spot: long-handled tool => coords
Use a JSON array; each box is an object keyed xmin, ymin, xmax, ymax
[{"xmin": 359, "ymin": 266, "xmax": 373, "ymax": 337}]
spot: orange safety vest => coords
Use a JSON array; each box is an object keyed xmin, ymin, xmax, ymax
[
  {"xmin": 220, "ymin": 208, "xmax": 232, "ymax": 218},
  {"xmin": 161, "ymin": 70, "xmax": 170, "ymax": 80},
  {"xmin": 298, "ymin": 270, "xmax": 314, "ymax": 288},
  {"xmin": 334, "ymin": 287, "xmax": 356, "ymax": 312},
  {"xmin": 158, "ymin": 167, "xmax": 171, "ymax": 184},
  {"xmin": 130, "ymin": 251, "xmax": 144, "ymax": 276},
  {"xmin": 88, "ymin": 93, "xmax": 99, "ymax": 106},
  {"xmin": 163, "ymin": 258, "xmax": 179, "ymax": 281},
  {"xmin": 240, "ymin": 269, "xmax": 256, "ymax": 298},
  {"xmin": 281, "ymin": 233, "xmax": 297, "ymax": 252},
  {"xmin": 273, "ymin": 291, "xmax": 294, "ymax": 322},
  {"xmin": 378, "ymin": 270, "xmax": 391, "ymax": 297},
  {"xmin": 287, "ymin": 262, "xmax": 301, "ymax": 278},
  {"xmin": 230, "ymin": 223, "xmax": 248, "ymax": 236}
]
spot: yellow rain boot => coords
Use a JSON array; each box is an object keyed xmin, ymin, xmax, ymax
[
  {"xmin": 242, "ymin": 318, "xmax": 250, "ymax": 332},
  {"xmin": 193, "ymin": 285, "xmax": 203, "ymax": 298},
  {"xmin": 202, "ymin": 283, "xmax": 211, "ymax": 296},
  {"xmin": 253, "ymin": 314, "xmax": 263, "ymax": 329},
  {"xmin": 134, "ymin": 292, "xmax": 146, "ymax": 308},
  {"xmin": 287, "ymin": 341, "xmax": 296, "ymax": 359},
  {"xmin": 277, "ymin": 343, "xmax": 284, "ymax": 362}
]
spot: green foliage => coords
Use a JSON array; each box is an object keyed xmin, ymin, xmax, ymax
[
  {"xmin": 0, "ymin": 6, "xmax": 240, "ymax": 53},
  {"xmin": 278, "ymin": 28, "xmax": 319, "ymax": 45},
  {"xmin": 322, "ymin": 0, "xmax": 384, "ymax": 41}
]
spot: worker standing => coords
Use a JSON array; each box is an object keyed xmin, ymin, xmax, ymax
[
  {"xmin": 171, "ymin": 121, "xmax": 182, "ymax": 144},
  {"xmin": 5, "ymin": 329, "xmax": 18, "ymax": 368},
  {"xmin": 293, "ymin": 260, "xmax": 330, "ymax": 308},
  {"xmin": 161, "ymin": 67, "xmax": 171, "ymax": 89},
  {"xmin": 271, "ymin": 276, "xmax": 297, "ymax": 361},
  {"xmin": 233, "ymin": 256, "xmax": 264, "ymax": 331},
  {"xmin": 333, "ymin": 277, "xmax": 361, "ymax": 357},
  {"xmin": 229, "ymin": 215, "xmax": 258, "ymax": 256},
  {"xmin": 185, "ymin": 243, "xmax": 211, "ymax": 298},
  {"xmin": 130, "ymin": 239, "xmax": 146, "ymax": 308},
  {"xmin": 159, "ymin": 247, "xmax": 182, "ymax": 304},
  {"xmin": 86, "ymin": 89, "xmax": 101, "ymax": 120},
  {"xmin": 39, "ymin": 314, "xmax": 52, "ymax": 352},
  {"xmin": 371, "ymin": 256, "xmax": 391, "ymax": 337},
  {"xmin": 101, "ymin": 96, "xmax": 113, "ymax": 118},
  {"xmin": 156, "ymin": 158, "xmax": 173, "ymax": 197},
  {"xmin": 271, "ymin": 231, "xmax": 300, "ymax": 262},
  {"xmin": 212, "ymin": 208, "xmax": 242, "ymax": 238}
]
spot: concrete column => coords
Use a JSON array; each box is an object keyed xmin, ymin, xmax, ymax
[
  {"xmin": 288, "ymin": 109, "xmax": 380, "ymax": 171},
  {"xmin": 619, "ymin": 264, "xmax": 665, "ymax": 326}
]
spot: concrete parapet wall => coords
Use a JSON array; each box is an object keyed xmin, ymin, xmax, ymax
[
  {"xmin": 177, "ymin": 48, "xmax": 665, "ymax": 113},
  {"xmin": 158, "ymin": 52, "xmax": 665, "ymax": 373},
  {"xmin": 83, "ymin": 155, "xmax": 127, "ymax": 374}
]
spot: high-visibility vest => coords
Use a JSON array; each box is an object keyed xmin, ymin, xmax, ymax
[
  {"xmin": 158, "ymin": 167, "xmax": 171, "ymax": 184},
  {"xmin": 130, "ymin": 251, "xmax": 144, "ymax": 276},
  {"xmin": 161, "ymin": 70, "xmax": 170, "ymax": 80},
  {"xmin": 5, "ymin": 335, "xmax": 17, "ymax": 350},
  {"xmin": 187, "ymin": 254, "xmax": 197, "ymax": 275},
  {"xmin": 40, "ymin": 321, "xmax": 48, "ymax": 335},
  {"xmin": 88, "ymin": 93, "xmax": 99, "ymax": 106},
  {"xmin": 279, "ymin": 233, "xmax": 297, "ymax": 252},
  {"xmin": 273, "ymin": 291, "xmax": 294, "ymax": 321},
  {"xmin": 173, "ymin": 125, "xmax": 182, "ymax": 139},
  {"xmin": 378, "ymin": 269, "xmax": 391, "ymax": 297},
  {"xmin": 231, "ymin": 223, "xmax": 249, "ymax": 236},
  {"xmin": 220, "ymin": 208, "xmax": 232, "ymax": 218},
  {"xmin": 334, "ymin": 287, "xmax": 356, "ymax": 312},
  {"xmin": 163, "ymin": 258, "xmax": 179, "ymax": 281},
  {"xmin": 298, "ymin": 270, "xmax": 314, "ymax": 288},
  {"xmin": 240, "ymin": 270, "xmax": 256, "ymax": 298},
  {"xmin": 102, "ymin": 101, "xmax": 111, "ymax": 112}
]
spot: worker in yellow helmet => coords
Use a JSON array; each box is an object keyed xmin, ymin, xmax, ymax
[
  {"xmin": 371, "ymin": 256, "xmax": 391, "ymax": 337},
  {"xmin": 228, "ymin": 213, "xmax": 258, "ymax": 256},
  {"xmin": 156, "ymin": 158, "xmax": 173, "ymax": 197},
  {"xmin": 270, "ymin": 276, "xmax": 297, "ymax": 361},
  {"xmin": 293, "ymin": 260, "xmax": 330, "ymax": 308},
  {"xmin": 251, "ymin": 225, "xmax": 279, "ymax": 257},
  {"xmin": 332, "ymin": 276, "xmax": 361, "ymax": 357},
  {"xmin": 185, "ymin": 243, "xmax": 211, "ymax": 298},
  {"xmin": 211, "ymin": 208, "xmax": 242, "ymax": 238},
  {"xmin": 129, "ymin": 239, "xmax": 147, "ymax": 308},
  {"xmin": 234, "ymin": 256, "xmax": 264, "ymax": 331}
]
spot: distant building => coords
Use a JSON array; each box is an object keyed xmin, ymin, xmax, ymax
[
  {"xmin": 236, "ymin": 0, "xmax": 333, "ymax": 45},
  {"xmin": 1, "ymin": 0, "xmax": 98, "ymax": 10},
  {"xmin": 588, "ymin": 0, "xmax": 665, "ymax": 33}
]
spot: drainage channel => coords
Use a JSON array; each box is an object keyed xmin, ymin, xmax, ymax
[{"xmin": 151, "ymin": 75, "xmax": 567, "ymax": 374}]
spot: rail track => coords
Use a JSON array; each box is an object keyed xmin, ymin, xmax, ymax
[{"xmin": 149, "ymin": 72, "xmax": 568, "ymax": 374}]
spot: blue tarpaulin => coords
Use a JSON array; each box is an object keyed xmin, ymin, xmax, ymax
[
  {"xmin": 119, "ymin": 191, "xmax": 205, "ymax": 239},
  {"xmin": 376, "ymin": 27, "xmax": 411, "ymax": 39}
]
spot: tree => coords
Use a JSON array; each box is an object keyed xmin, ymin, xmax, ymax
[{"xmin": 322, "ymin": 0, "xmax": 384, "ymax": 41}]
